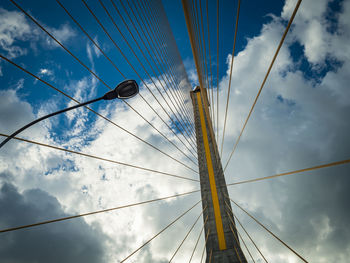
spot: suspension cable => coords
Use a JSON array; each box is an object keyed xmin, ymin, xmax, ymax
[
  {"xmin": 188, "ymin": 214, "xmax": 208, "ymax": 263},
  {"xmin": 208, "ymin": 249, "xmax": 213, "ymax": 263},
  {"xmin": 227, "ymin": 196, "xmax": 308, "ymax": 262},
  {"xmin": 0, "ymin": 133, "xmax": 199, "ymax": 182},
  {"xmin": 232, "ymin": 237, "xmax": 243, "ymax": 263},
  {"xmin": 0, "ymin": 54, "xmax": 198, "ymax": 174},
  {"xmin": 224, "ymin": 0, "xmax": 302, "ymax": 171},
  {"xmin": 200, "ymin": 228, "xmax": 211, "ymax": 263},
  {"xmin": 220, "ymin": 0, "xmax": 241, "ymax": 157},
  {"xmin": 0, "ymin": 190, "xmax": 200, "ymax": 234},
  {"xmin": 226, "ymin": 158, "xmax": 350, "ymax": 187},
  {"xmin": 225, "ymin": 201, "xmax": 268, "ymax": 263},
  {"xmin": 216, "ymin": 0, "xmax": 220, "ymax": 144},
  {"xmin": 120, "ymin": 200, "xmax": 202, "ymax": 262},
  {"xmin": 169, "ymin": 205, "xmax": 207, "ymax": 262}
]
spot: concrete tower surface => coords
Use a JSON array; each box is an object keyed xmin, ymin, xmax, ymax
[{"xmin": 191, "ymin": 87, "xmax": 247, "ymax": 263}]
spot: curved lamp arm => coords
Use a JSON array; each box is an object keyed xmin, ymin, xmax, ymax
[
  {"xmin": 0, "ymin": 79, "xmax": 139, "ymax": 149},
  {"xmin": 0, "ymin": 96, "xmax": 103, "ymax": 149}
]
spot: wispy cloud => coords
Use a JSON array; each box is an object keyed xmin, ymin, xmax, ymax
[
  {"xmin": 39, "ymin": 68, "xmax": 53, "ymax": 76},
  {"xmin": 44, "ymin": 23, "xmax": 76, "ymax": 49},
  {"xmin": 0, "ymin": 8, "xmax": 31, "ymax": 58},
  {"xmin": 0, "ymin": 8, "xmax": 76, "ymax": 57}
]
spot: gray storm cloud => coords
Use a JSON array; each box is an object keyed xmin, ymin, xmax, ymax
[{"xmin": 0, "ymin": 174, "xmax": 108, "ymax": 263}]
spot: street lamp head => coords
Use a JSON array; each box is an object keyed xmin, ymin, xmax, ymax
[{"xmin": 103, "ymin": 79, "xmax": 139, "ymax": 100}]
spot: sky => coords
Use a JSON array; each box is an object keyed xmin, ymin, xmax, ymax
[{"xmin": 0, "ymin": 0, "xmax": 350, "ymax": 262}]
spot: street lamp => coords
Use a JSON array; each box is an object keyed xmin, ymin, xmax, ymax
[{"xmin": 0, "ymin": 79, "xmax": 139, "ymax": 149}]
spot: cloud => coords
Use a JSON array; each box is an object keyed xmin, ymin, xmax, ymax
[
  {"xmin": 0, "ymin": 8, "xmax": 31, "ymax": 58},
  {"xmin": 0, "ymin": 88, "xmax": 35, "ymax": 134},
  {"xmin": 50, "ymin": 23, "xmax": 76, "ymax": 43},
  {"xmin": 34, "ymin": 68, "xmax": 55, "ymax": 84},
  {"xmin": 43, "ymin": 24, "xmax": 76, "ymax": 49},
  {"xmin": 92, "ymin": 36, "xmax": 102, "ymax": 58},
  {"xmin": 86, "ymin": 43, "xmax": 94, "ymax": 66},
  {"xmin": 0, "ymin": 180, "xmax": 109, "ymax": 263},
  {"xmin": 39, "ymin": 68, "xmax": 53, "ymax": 76},
  {"xmin": 0, "ymin": 7, "xmax": 75, "ymax": 58},
  {"xmin": 282, "ymin": 0, "xmax": 344, "ymax": 66},
  {"xmin": 183, "ymin": 58, "xmax": 199, "ymax": 86}
]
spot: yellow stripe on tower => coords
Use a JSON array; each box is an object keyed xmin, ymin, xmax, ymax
[{"xmin": 196, "ymin": 91, "xmax": 226, "ymax": 250}]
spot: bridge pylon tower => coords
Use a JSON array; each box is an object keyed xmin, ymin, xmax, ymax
[{"xmin": 191, "ymin": 86, "xmax": 247, "ymax": 262}]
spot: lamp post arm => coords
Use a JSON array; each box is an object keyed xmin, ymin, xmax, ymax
[{"xmin": 0, "ymin": 96, "xmax": 103, "ymax": 149}]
